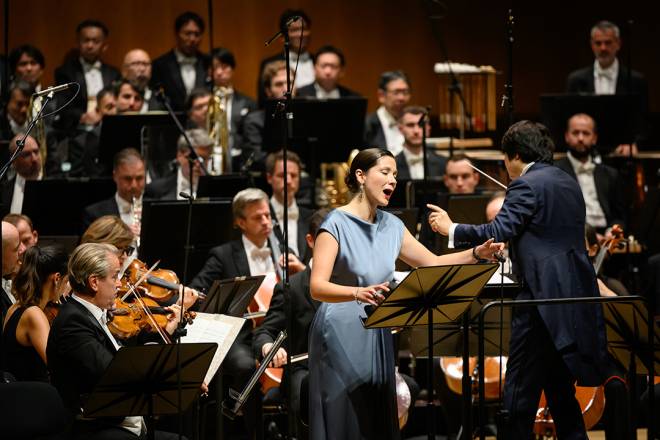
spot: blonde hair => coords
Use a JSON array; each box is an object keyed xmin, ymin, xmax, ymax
[
  {"xmin": 81, "ymin": 216, "xmax": 134, "ymax": 250},
  {"xmin": 232, "ymin": 188, "xmax": 269, "ymax": 220}
]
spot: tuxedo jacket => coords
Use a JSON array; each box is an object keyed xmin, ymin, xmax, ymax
[
  {"xmin": 453, "ymin": 162, "xmax": 607, "ymax": 385},
  {"xmin": 151, "ymin": 50, "xmax": 209, "ymax": 111},
  {"xmin": 554, "ymin": 157, "xmax": 626, "ymax": 228},
  {"xmin": 364, "ymin": 111, "xmax": 386, "ymax": 148},
  {"xmin": 253, "ymin": 267, "xmax": 319, "ymax": 372},
  {"xmin": 46, "ymin": 298, "xmax": 117, "ymax": 418},
  {"xmin": 68, "ymin": 125, "xmax": 103, "ymax": 178},
  {"xmin": 269, "ymin": 203, "xmax": 313, "ymax": 263},
  {"xmin": 566, "ymin": 64, "xmax": 648, "ymax": 98},
  {"xmin": 394, "ymin": 150, "xmax": 447, "ymax": 180},
  {"xmin": 81, "ymin": 197, "xmax": 120, "ymax": 231},
  {"xmin": 295, "ymin": 82, "xmax": 360, "ymax": 99},
  {"xmin": 54, "ymin": 58, "xmax": 121, "ymax": 132},
  {"xmin": 0, "ymin": 177, "xmax": 15, "ymax": 218}
]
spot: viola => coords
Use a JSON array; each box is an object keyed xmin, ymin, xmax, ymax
[{"xmin": 592, "ymin": 224, "xmax": 624, "ymax": 275}]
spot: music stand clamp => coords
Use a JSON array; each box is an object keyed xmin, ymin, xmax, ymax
[
  {"xmin": 82, "ymin": 343, "xmax": 216, "ymax": 440},
  {"xmin": 363, "ymin": 263, "xmax": 498, "ymax": 440}
]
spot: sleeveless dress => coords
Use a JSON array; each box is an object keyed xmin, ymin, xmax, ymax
[
  {"xmin": 309, "ymin": 209, "xmax": 404, "ymax": 440},
  {"xmin": 2, "ymin": 306, "xmax": 49, "ymax": 382}
]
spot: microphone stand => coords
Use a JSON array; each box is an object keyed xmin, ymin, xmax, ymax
[
  {"xmin": 420, "ymin": 110, "xmax": 429, "ymax": 180},
  {"xmin": 264, "ymin": 18, "xmax": 297, "ymax": 440},
  {"xmin": 0, "ymin": 91, "xmax": 55, "ymax": 180},
  {"xmin": 502, "ymin": 9, "xmax": 515, "ymax": 127}
]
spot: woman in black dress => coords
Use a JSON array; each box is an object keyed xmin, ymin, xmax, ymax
[{"xmin": 2, "ymin": 245, "xmax": 68, "ymax": 381}]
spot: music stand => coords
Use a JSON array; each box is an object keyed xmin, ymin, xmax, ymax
[
  {"xmin": 199, "ymin": 276, "xmax": 266, "ymax": 317},
  {"xmin": 22, "ymin": 178, "xmax": 115, "ymax": 235},
  {"xmin": 363, "ymin": 263, "xmax": 498, "ymax": 440},
  {"xmin": 98, "ymin": 113, "xmax": 180, "ymax": 176},
  {"xmin": 539, "ymin": 93, "xmax": 643, "ymax": 154},
  {"xmin": 196, "ymin": 174, "xmax": 251, "ymax": 199},
  {"xmin": 83, "ymin": 343, "xmax": 216, "ymax": 440},
  {"xmin": 139, "ymin": 199, "xmax": 238, "ymax": 278}
]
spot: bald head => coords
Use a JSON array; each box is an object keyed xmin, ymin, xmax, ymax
[
  {"xmin": 122, "ymin": 49, "xmax": 152, "ymax": 89},
  {"xmin": 2, "ymin": 221, "xmax": 24, "ymax": 277}
]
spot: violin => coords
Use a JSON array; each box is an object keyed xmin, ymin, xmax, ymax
[
  {"xmin": 108, "ymin": 296, "xmax": 171, "ymax": 340},
  {"xmin": 592, "ymin": 224, "xmax": 625, "ymax": 275},
  {"xmin": 123, "ymin": 258, "xmax": 203, "ymax": 308}
]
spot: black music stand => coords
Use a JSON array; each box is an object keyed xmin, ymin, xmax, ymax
[
  {"xmin": 196, "ymin": 173, "xmax": 251, "ymax": 199},
  {"xmin": 82, "ymin": 343, "xmax": 216, "ymax": 440},
  {"xmin": 199, "ymin": 276, "xmax": 266, "ymax": 317},
  {"xmin": 22, "ymin": 178, "xmax": 115, "ymax": 235},
  {"xmin": 363, "ymin": 263, "xmax": 498, "ymax": 440},
  {"xmin": 139, "ymin": 199, "xmax": 238, "ymax": 278}
]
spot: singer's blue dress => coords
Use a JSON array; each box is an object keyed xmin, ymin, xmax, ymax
[{"xmin": 309, "ymin": 209, "xmax": 403, "ymax": 440}]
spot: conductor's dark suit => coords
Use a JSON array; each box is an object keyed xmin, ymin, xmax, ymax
[
  {"xmin": 554, "ymin": 157, "xmax": 626, "ymax": 228},
  {"xmin": 453, "ymin": 162, "xmax": 607, "ymax": 439}
]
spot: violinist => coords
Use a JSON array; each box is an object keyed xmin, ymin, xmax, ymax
[
  {"xmin": 47, "ymin": 243, "xmax": 183, "ymax": 440},
  {"xmin": 2, "ymin": 245, "xmax": 68, "ymax": 382}
]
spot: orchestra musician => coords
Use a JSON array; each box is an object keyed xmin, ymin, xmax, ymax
[
  {"xmin": 1, "ymin": 245, "xmax": 68, "ymax": 382},
  {"xmin": 295, "ymin": 45, "xmax": 360, "ymax": 99},
  {"xmin": 47, "ymin": 242, "xmax": 184, "ymax": 440},
  {"xmin": 0, "ymin": 133, "xmax": 44, "ymax": 217},
  {"xmin": 428, "ymin": 121, "xmax": 608, "ymax": 439}
]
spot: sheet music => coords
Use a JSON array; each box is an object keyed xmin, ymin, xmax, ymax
[
  {"xmin": 181, "ymin": 313, "xmax": 245, "ymax": 384},
  {"xmin": 394, "ymin": 269, "xmax": 514, "ymax": 285}
]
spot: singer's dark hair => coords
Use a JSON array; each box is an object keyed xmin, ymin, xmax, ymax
[
  {"xmin": 175, "ymin": 11, "xmax": 205, "ymax": 33},
  {"xmin": 345, "ymin": 148, "xmax": 394, "ymax": 193},
  {"xmin": 378, "ymin": 70, "xmax": 411, "ymax": 91},
  {"xmin": 313, "ymin": 45, "xmax": 345, "ymax": 67},
  {"xmin": 279, "ymin": 9, "xmax": 311, "ymax": 30},
  {"xmin": 211, "ymin": 47, "xmax": 236, "ymax": 69},
  {"xmin": 13, "ymin": 245, "xmax": 68, "ymax": 307},
  {"xmin": 501, "ymin": 120, "xmax": 554, "ymax": 165},
  {"xmin": 76, "ymin": 19, "xmax": 109, "ymax": 37},
  {"xmin": 9, "ymin": 45, "xmax": 45, "ymax": 74}
]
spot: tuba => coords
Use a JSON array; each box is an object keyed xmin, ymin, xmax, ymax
[
  {"xmin": 316, "ymin": 149, "xmax": 360, "ymax": 208},
  {"xmin": 27, "ymin": 94, "xmax": 47, "ymax": 174},
  {"xmin": 206, "ymin": 86, "xmax": 231, "ymax": 175}
]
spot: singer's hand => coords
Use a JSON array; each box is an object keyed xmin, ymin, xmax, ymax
[
  {"xmin": 355, "ymin": 282, "xmax": 389, "ymax": 306},
  {"xmin": 474, "ymin": 238, "xmax": 505, "ymax": 262},
  {"xmin": 426, "ymin": 204, "xmax": 453, "ymax": 236}
]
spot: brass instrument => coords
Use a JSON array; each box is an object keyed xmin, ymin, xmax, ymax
[
  {"xmin": 316, "ymin": 149, "xmax": 359, "ymax": 208},
  {"xmin": 206, "ymin": 86, "xmax": 231, "ymax": 175},
  {"xmin": 27, "ymin": 94, "xmax": 47, "ymax": 174},
  {"xmin": 131, "ymin": 196, "xmax": 142, "ymax": 249}
]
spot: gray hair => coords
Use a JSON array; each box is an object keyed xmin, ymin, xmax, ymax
[
  {"xmin": 177, "ymin": 128, "xmax": 213, "ymax": 153},
  {"xmin": 68, "ymin": 243, "xmax": 117, "ymax": 296},
  {"xmin": 590, "ymin": 20, "xmax": 620, "ymax": 39},
  {"xmin": 232, "ymin": 188, "xmax": 269, "ymax": 220}
]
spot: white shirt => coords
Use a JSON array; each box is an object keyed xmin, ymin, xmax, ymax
[
  {"xmin": 70, "ymin": 295, "xmax": 144, "ymax": 436},
  {"xmin": 313, "ymin": 82, "xmax": 340, "ymax": 99},
  {"xmin": 175, "ymin": 50, "xmax": 197, "ymax": 96},
  {"xmin": 567, "ymin": 151, "xmax": 607, "ymax": 228},
  {"xmin": 80, "ymin": 57, "xmax": 104, "ymax": 112},
  {"xmin": 139, "ymin": 87, "xmax": 152, "ymax": 113},
  {"xmin": 242, "ymin": 235, "xmax": 275, "ymax": 276},
  {"xmin": 270, "ymin": 196, "xmax": 300, "ymax": 257},
  {"xmin": 448, "ymin": 162, "xmax": 535, "ymax": 248},
  {"xmin": 10, "ymin": 172, "xmax": 42, "ymax": 214},
  {"xmin": 8, "ymin": 114, "xmax": 27, "ymax": 135},
  {"xmin": 290, "ymin": 51, "xmax": 314, "ymax": 89},
  {"xmin": 115, "ymin": 193, "xmax": 141, "ymax": 228},
  {"xmin": 1, "ymin": 279, "xmax": 15, "ymax": 304},
  {"xmin": 376, "ymin": 106, "xmax": 404, "ymax": 156},
  {"xmin": 593, "ymin": 58, "xmax": 618, "ymax": 95},
  {"xmin": 401, "ymin": 147, "xmax": 424, "ymax": 179},
  {"xmin": 176, "ymin": 167, "xmax": 196, "ymax": 200}
]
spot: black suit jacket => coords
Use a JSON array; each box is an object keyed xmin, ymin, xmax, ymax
[
  {"xmin": 68, "ymin": 125, "xmax": 102, "ymax": 178},
  {"xmin": 554, "ymin": 157, "xmax": 626, "ymax": 228},
  {"xmin": 253, "ymin": 267, "xmax": 319, "ymax": 372},
  {"xmin": 270, "ymin": 203, "xmax": 313, "ymax": 263},
  {"xmin": 364, "ymin": 111, "xmax": 386, "ymax": 147},
  {"xmin": 54, "ymin": 58, "xmax": 121, "ymax": 133},
  {"xmin": 454, "ymin": 163, "xmax": 607, "ymax": 385},
  {"xmin": 229, "ymin": 91, "xmax": 258, "ymax": 168},
  {"xmin": 46, "ymin": 298, "xmax": 117, "ymax": 417},
  {"xmin": 151, "ymin": 50, "xmax": 209, "ymax": 111},
  {"xmin": 238, "ymin": 109, "xmax": 266, "ymax": 168},
  {"xmin": 0, "ymin": 177, "xmax": 15, "ymax": 218},
  {"xmin": 566, "ymin": 64, "xmax": 648, "ymax": 98},
  {"xmin": 394, "ymin": 150, "xmax": 447, "ymax": 180},
  {"xmin": 295, "ymin": 82, "xmax": 360, "ymax": 99},
  {"xmin": 81, "ymin": 197, "xmax": 120, "ymax": 231}
]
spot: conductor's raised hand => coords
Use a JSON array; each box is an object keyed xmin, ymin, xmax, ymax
[
  {"xmin": 355, "ymin": 282, "xmax": 390, "ymax": 306},
  {"xmin": 426, "ymin": 204, "xmax": 452, "ymax": 236},
  {"xmin": 474, "ymin": 238, "xmax": 505, "ymax": 262}
]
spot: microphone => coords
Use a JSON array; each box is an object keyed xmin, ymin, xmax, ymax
[
  {"xmin": 179, "ymin": 191, "xmax": 193, "ymax": 200},
  {"xmin": 493, "ymin": 252, "xmax": 506, "ymax": 264},
  {"xmin": 33, "ymin": 83, "xmax": 77, "ymax": 97}
]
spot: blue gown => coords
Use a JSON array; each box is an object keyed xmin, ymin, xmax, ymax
[{"xmin": 309, "ymin": 209, "xmax": 404, "ymax": 440}]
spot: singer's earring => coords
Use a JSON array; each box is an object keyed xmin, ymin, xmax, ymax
[{"xmin": 358, "ymin": 183, "xmax": 364, "ymax": 202}]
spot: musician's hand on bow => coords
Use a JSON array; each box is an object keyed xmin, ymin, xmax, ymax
[
  {"xmin": 279, "ymin": 253, "xmax": 305, "ymax": 275},
  {"xmin": 426, "ymin": 204, "xmax": 452, "ymax": 236},
  {"xmin": 474, "ymin": 238, "xmax": 505, "ymax": 262},
  {"xmin": 262, "ymin": 343, "xmax": 288, "ymax": 368}
]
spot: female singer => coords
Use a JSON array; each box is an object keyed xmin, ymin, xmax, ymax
[
  {"xmin": 309, "ymin": 148, "xmax": 502, "ymax": 439},
  {"xmin": 2, "ymin": 245, "xmax": 68, "ymax": 381}
]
